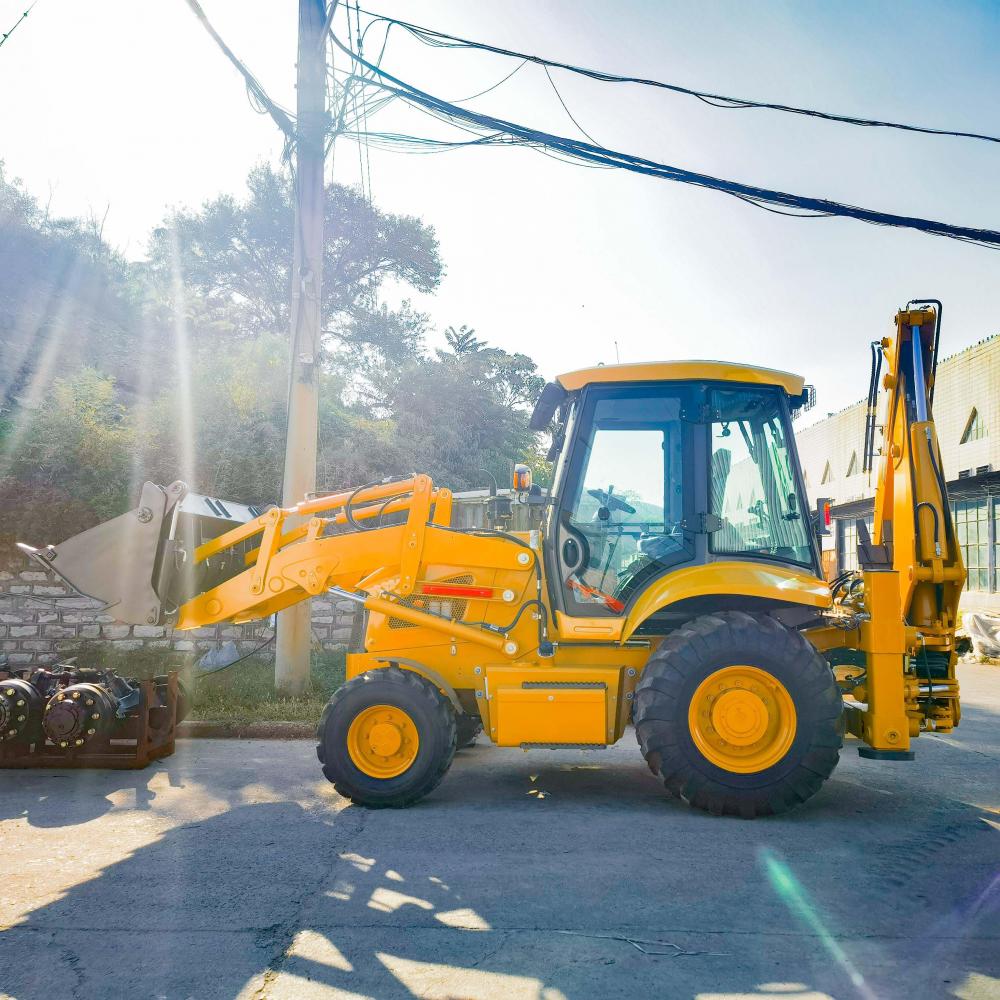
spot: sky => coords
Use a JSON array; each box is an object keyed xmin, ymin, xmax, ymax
[{"xmin": 2, "ymin": 0, "xmax": 999, "ymax": 420}]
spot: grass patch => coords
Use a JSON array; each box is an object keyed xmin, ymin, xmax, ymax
[
  {"xmin": 188, "ymin": 650, "xmax": 345, "ymax": 723},
  {"xmin": 55, "ymin": 642, "xmax": 346, "ymax": 724}
]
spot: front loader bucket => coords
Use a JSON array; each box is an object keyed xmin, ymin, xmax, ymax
[
  {"xmin": 17, "ymin": 481, "xmax": 189, "ymax": 626},
  {"xmin": 17, "ymin": 481, "xmax": 265, "ymax": 626}
]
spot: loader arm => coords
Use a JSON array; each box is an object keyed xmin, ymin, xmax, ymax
[
  {"xmin": 21, "ymin": 474, "xmax": 545, "ymax": 662},
  {"xmin": 810, "ymin": 304, "xmax": 965, "ymax": 756}
]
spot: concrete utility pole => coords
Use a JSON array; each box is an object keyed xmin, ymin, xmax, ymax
[{"xmin": 275, "ymin": 0, "xmax": 329, "ymax": 696}]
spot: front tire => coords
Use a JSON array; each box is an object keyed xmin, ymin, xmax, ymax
[
  {"xmin": 634, "ymin": 611, "xmax": 842, "ymax": 818},
  {"xmin": 317, "ymin": 666, "xmax": 456, "ymax": 807}
]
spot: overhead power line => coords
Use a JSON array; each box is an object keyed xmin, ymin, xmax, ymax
[
  {"xmin": 354, "ymin": 7, "xmax": 1000, "ymax": 146},
  {"xmin": 184, "ymin": 0, "xmax": 296, "ymax": 140},
  {"xmin": 330, "ymin": 30, "xmax": 1000, "ymax": 250},
  {"xmin": 0, "ymin": 2, "xmax": 36, "ymax": 53}
]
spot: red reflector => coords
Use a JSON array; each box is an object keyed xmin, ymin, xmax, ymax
[
  {"xmin": 823, "ymin": 503, "xmax": 831, "ymax": 527},
  {"xmin": 420, "ymin": 583, "xmax": 494, "ymax": 599}
]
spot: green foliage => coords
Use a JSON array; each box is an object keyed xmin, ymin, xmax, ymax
[
  {"xmin": 1, "ymin": 162, "xmax": 548, "ymax": 538},
  {"xmin": 0, "ymin": 368, "xmax": 135, "ymax": 519},
  {"xmin": 0, "ymin": 162, "xmax": 146, "ymax": 412},
  {"xmin": 443, "ymin": 324, "xmax": 485, "ymax": 355}
]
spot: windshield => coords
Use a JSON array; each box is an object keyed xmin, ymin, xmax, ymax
[{"xmin": 709, "ymin": 387, "xmax": 813, "ymax": 567}]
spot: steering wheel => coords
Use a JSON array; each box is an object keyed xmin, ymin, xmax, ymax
[{"xmin": 587, "ymin": 488, "xmax": 636, "ymax": 516}]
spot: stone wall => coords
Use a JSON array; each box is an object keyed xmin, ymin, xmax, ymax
[{"xmin": 0, "ymin": 541, "xmax": 357, "ymax": 667}]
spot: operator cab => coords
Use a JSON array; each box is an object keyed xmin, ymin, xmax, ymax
[{"xmin": 530, "ymin": 362, "xmax": 818, "ymax": 618}]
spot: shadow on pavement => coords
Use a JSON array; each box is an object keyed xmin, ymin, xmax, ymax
[
  {"xmin": 2, "ymin": 738, "xmax": 998, "ymax": 1000},
  {"xmin": 0, "ymin": 756, "xmax": 185, "ymax": 827}
]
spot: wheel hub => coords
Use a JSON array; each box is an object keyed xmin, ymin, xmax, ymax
[
  {"xmin": 367, "ymin": 721, "xmax": 403, "ymax": 758},
  {"xmin": 688, "ymin": 665, "xmax": 797, "ymax": 774},
  {"xmin": 347, "ymin": 705, "xmax": 420, "ymax": 779},
  {"xmin": 711, "ymin": 689, "xmax": 769, "ymax": 746}
]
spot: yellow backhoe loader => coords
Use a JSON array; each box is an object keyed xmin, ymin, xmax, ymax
[{"xmin": 18, "ymin": 302, "xmax": 964, "ymax": 816}]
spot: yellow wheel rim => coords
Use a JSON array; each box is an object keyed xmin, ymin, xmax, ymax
[
  {"xmin": 347, "ymin": 704, "xmax": 420, "ymax": 779},
  {"xmin": 688, "ymin": 665, "xmax": 797, "ymax": 774}
]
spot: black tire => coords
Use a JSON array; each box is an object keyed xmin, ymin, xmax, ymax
[
  {"xmin": 455, "ymin": 713, "xmax": 483, "ymax": 749},
  {"xmin": 316, "ymin": 666, "xmax": 457, "ymax": 808},
  {"xmin": 634, "ymin": 611, "xmax": 842, "ymax": 818}
]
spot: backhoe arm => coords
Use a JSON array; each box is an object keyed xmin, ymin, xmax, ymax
[{"xmin": 838, "ymin": 304, "xmax": 965, "ymax": 755}]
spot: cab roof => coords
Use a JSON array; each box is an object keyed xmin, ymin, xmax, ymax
[{"xmin": 556, "ymin": 360, "xmax": 805, "ymax": 396}]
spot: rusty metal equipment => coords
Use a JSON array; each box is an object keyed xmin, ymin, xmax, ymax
[{"xmin": 0, "ymin": 665, "xmax": 187, "ymax": 769}]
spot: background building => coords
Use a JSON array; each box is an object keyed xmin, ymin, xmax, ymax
[{"xmin": 796, "ymin": 333, "xmax": 1000, "ymax": 611}]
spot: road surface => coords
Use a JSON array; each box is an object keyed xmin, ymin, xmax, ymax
[{"xmin": 1, "ymin": 663, "xmax": 997, "ymax": 1000}]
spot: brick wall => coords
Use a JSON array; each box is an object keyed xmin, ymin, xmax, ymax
[{"xmin": 0, "ymin": 543, "xmax": 357, "ymax": 667}]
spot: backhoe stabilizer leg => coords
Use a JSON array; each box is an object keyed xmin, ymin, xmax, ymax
[{"xmin": 857, "ymin": 570, "xmax": 912, "ymax": 755}]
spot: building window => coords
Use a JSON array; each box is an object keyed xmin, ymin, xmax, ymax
[
  {"xmin": 960, "ymin": 408, "xmax": 987, "ymax": 444},
  {"xmin": 994, "ymin": 501, "xmax": 1000, "ymax": 593},
  {"xmin": 838, "ymin": 514, "xmax": 874, "ymax": 573},
  {"xmin": 952, "ymin": 498, "xmax": 989, "ymax": 591},
  {"xmin": 821, "ymin": 461, "xmax": 833, "ymax": 484},
  {"xmin": 846, "ymin": 451, "xmax": 858, "ymax": 477}
]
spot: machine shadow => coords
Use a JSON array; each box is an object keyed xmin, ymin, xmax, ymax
[
  {"xmin": 1, "ymin": 748, "xmax": 996, "ymax": 999},
  {"xmin": 0, "ymin": 755, "xmax": 185, "ymax": 827}
]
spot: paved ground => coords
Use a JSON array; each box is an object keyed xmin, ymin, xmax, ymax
[{"xmin": 1, "ymin": 663, "xmax": 997, "ymax": 1000}]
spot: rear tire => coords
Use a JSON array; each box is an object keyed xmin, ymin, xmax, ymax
[
  {"xmin": 634, "ymin": 611, "xmax": 842, "ymax": 818},
  {"xmin": 317, "ymin": 666, "xmax": 456, "ymax": 808}
]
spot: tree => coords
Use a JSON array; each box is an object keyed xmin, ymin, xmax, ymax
[
  {"xmin": 443, "ymin": 325, "xmax": 484, "ymax": 356},
  {"xmin": 386, "ymin": 335, "xmax": 547, "ymax": 492},
  {"xmin": 144, "ymin": 164, "xmax": 442, "ymax": 377},
  {"xmin": 0, "ymin": 163, "xmax": 148, "ymax": 414}
]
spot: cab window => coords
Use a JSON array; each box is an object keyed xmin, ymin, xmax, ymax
[
  {"xmin": 709, "ymin": 387, "xmax": 813, "ymax": 567},
  {"xmin": 558, "ymin": 389, "xmax": 691, "ymax": 614}
]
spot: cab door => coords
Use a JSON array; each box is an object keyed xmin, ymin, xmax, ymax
[{"xmin": 550, "ymin": 384, "xmax": 696, "ymax": 618}]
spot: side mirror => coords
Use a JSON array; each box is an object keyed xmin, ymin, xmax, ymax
[
  {"xmin": 513, "ymin": 464, "xmax": 532, "ymax": 493},
  {"xmin": 529, "ymin": 382, "xmax": 568, "ymax": 432},
  {"xmin": 813, "ymin": 497, "xmax": 832, "ymax": 537}
]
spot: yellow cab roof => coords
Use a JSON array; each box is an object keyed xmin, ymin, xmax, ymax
[{"xmin": 556, "ymin": 360, "xmax": 805, "ymax": 396}]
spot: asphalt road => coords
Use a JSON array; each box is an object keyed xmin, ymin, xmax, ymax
[{"xmin": 1, "ymin": 663, "xmax": 998, "ymax": 1000}]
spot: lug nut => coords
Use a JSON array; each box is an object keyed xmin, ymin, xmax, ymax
[
  {"xmin": 92, "ymin": 713, "xmax": 100, "ymax": 720},
  {"xmin": 4, "ymin": 689, "xmax": 13, "ymax": 697},
  {"xmin": 74, "ymin": 739, "xmax": 84, "ymax": 747},
  {"xmin": 87, "ymin": 728, "xmax": 96, "ymax": 735}
]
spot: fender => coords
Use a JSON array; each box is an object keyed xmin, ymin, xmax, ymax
[
  {"xmin": 375, "ymin": 656, "xmax": 465, "ymax": 715},
  {"xmin": 622, "ymin": 561, "xmax": 831, "ymax": 641}
]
